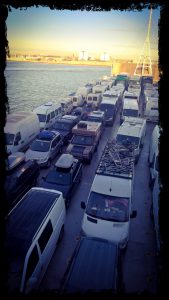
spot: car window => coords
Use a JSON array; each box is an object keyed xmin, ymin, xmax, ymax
[
  {"xmin": 51, "ymin": 138, "xmax": 57, "ymax": 148},
  {"xmin": 46, "ymin": 114, "xmax": 50, "ymax": 122},
  {"xmin": 55, "ymin": 135, "xmax": 61, "ymax": 144},
  {"xmin": 51, "ymin": 111, "xmax": 55, "ymax": 119},
  {"xmin": 25, "ymin": 246, "xmax": 39, "ymax": 282},
  {"xmin": 38, "ymin": 220, "xmax": 53, "ymax": 253}
]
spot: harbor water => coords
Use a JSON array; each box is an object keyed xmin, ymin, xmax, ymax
[{"xmin": 5, "ymin": 62, "xmax": 111, "ymax": 113}]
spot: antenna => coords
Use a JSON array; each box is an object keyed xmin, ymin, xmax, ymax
[{"xmin": 134, "ymin": 7, "xmax": 153, "ymax": 76}]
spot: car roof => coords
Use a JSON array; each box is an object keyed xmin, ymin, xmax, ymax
[
  {"xmin": 63, "ymin": 237, "xmax": 118, "ymax": 293},
  {"xmin": 55, "ymin": 154, "xmax": 74, "ymax": 168},
  {"xmin": 37, "ymin": 130, "xmax": 60, "ymax": 140}
]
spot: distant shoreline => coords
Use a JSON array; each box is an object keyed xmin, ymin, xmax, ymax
[{"xmin": 7, "ymin": 59, "xmax": 112, "ymax": 68}]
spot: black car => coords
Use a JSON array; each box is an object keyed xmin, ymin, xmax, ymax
[
  {"xmin": 40, "ymin": 154, "xmax": 82, "ymax": 207},
  {"xmin": 51, "ymin": 115, "xmax": 79, "ymax": 145},
  {"xmin": 5, "ymin": 152, "xmax": 40, "ymax": 213}
]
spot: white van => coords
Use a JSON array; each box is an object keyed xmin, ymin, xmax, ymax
[
  {"xmin": 33, "ymin": 101, "xmax": 62, "ymax": 130},
  {"xmin": 4, "ymin": 112, "xmax": 40, "ymax": 155},
  {"xmin": 72, "ymin": 94, "xmax": 85, "ymax": 107},
  {"xmin": 60, "ymin": 97, "xmax": 73, "ymax": 115},
  {"xmin": 148, "ymin": 125, "xmax": 159, "ymax": 188},
  {"xmin": 81, "ymin": 141, "xmax": 136, "ymax": 249},
  {"xmin": 144, "ymin": 96, "xmax": 159, "ymax": 122},
  {"xmin": 121, "ymin": 99, "xmax": 139, "ymax": 123},
  {"xmin": 123, "ymin": 90, "xmax": 140, "ymax": 104},
  {"xmin": 92, "ymin": 84, "xmax": 108, "ymax": 94},
  {"xmin": 5, "ymin": 187, "xmax": 66, "ymax": 294},
  {"xmin": 86, "ymin": 93, "xmax": 102, "ymax": 108},
  {"xmin": 116, "ymin": 117, "xmax": 146, "ymax": 163},
  {"xmin": 76, "ymin": 85, "xmax": 92, "ymax": 100}
]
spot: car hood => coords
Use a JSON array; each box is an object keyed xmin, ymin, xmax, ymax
[{"xmin": 25, "ymin": 149, "xmax": 49, "ymax": 161}]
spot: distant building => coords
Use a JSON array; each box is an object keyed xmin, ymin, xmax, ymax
[
  {"xmin": 79, "ymin": 51, "xmax": 88, "ymax": 61},
  {"xmin": 100, "ymin": 53, "xmax": 109, "ymax": 61}
]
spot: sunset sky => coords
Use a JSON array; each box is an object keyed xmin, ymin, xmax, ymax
[{"xmin": 7, "ymin": 6, "xmax": 160, "ymax": 60}]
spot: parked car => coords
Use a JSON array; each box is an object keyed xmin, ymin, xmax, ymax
[
  {"xmin": 40, "ymin": 154, "xmax": 83, "ymax": 207},
  {"xmin": 51, "ymin": 115, "xmax": 79, "ymax": 145},
  {"xmin": 71, "ymin": 107, "xmax": 87, "ymax": 121},
  {"xmin": 61, "ymin": 237, "xmax": 122, "ymax": 294},
  {"xmin": 25, "ymin": 130, "xmax": 63, "ymax": 167},
  {"xmin": 5, "ymin": 152, "xmax": 40, "ymax": 213}
]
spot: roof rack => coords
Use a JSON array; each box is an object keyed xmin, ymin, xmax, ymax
[{"xmin": 96, "ymin": 140, "xmax": 134, "ymax": 178}]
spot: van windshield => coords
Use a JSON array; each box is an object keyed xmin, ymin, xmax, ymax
[
  {"xmin": 86, "ymin": 192, "xmax": 129, "ymax": 222},
  {"xmin": 5, "ymin": 133, "xmax": 15, "ymax": 145},
  {"xmin": 123, "ymin": 109, "xmax": 138, "ymax": 117},
  {"xmin": 100, "ymin": 104, "xmax": 115, "ymax": 116},
  {"xmin": 116, "ymin": 134, "xmax": 139, "ymax": 146},
  {"xmin": 30, "ymin": 140, "xmax": 50, "ymax": 152},
  {"xmin": 37, "ymin": 114, "xmax": 46, "ymax": 122}
]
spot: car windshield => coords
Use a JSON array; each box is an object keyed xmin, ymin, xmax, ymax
[
  {"xmin": 123, "ymin": 109, "xmax": 138, "ymax": 117},
  {"xmin": 87, "ymin": 116, "xmax": 101, "ymax": 122},
  {"xmin": 116, "ymin": 134, "xmax": 139, "ymax": 146},
  {"xmin": 45, "ymin": 169, "xmax": 71, "ymax": 185},
  {"xmin": 30, "ymin": 140, "xmax": 50, "ymax": 152},
  {"xmin": 53, "ymin": 122, "xmax": 71, "ymax": 131},
  {"xmin": 124, "ymin": 95, "xmax": 138, "ymax": 100},
  {"xmin": 5, "ymin": 133, "xmax": 15, "ymax": 145},
  {"xmin": 72, "ymin": 135, "xmax": 94, "ymax": 146},
  {"xmin": 86, "ymin": 192, "xmax": 129, "ymax": 222},
  {"xmin": 37, "ymin": 114, "xmax": 46, "ymax": 122}
]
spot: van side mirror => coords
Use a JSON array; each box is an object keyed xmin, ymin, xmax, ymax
[
  {"xmin": 130, "ymin": 210, "xmax": 137, "ymax": 218},
  {"xmin": 14, "ymin": 140, "xmax": 19, "ymax": 146},
  {"xmin": 81, "ymin": 201, "xmax": 86, "ymax": 209}
]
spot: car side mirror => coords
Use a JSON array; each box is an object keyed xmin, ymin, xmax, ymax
[
  {"xmin": 140, "ymin": 143, "xmax": 143, "ymax": 149},
  {"xmin": 130, "ymin": 210, "xmax": 137, "ymax": 218},
  {"xmin": 81, "ymin": 201, "xmax": 86, "ymax": 209}
]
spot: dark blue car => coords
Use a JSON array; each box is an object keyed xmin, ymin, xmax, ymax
[{"xmin": 40, "ymin": 154, "xmax": 82, "ymax": 207}]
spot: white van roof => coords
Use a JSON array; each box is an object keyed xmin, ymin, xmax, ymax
[
  {"xmin": 117, "ymin": 121, "xmax": 144, "ymax": 138},
  {"xmin": 7, "ymin": 188, "xmax": 62, "ymax": 254},
  {"xmin": 123, "ymin": 99, "xmax": 138, "ymax": 109},
  {"xmin": 33, "ymin": 102, "xmax": 60, "ymax": 114},
  {"xmin": 4, "ymin": 112, "xmax": 38, "ymax": 134}
]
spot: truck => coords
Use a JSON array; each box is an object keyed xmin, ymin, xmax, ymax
[
  {"xmin": 81, "ymin": 140, "xmax": 137, "ymax": 249},
  {"xmin": 66, "ymin": 121, "xmax": 102, "ymax": 163},
  {"xmin": 4, "ymin": 112, "xmax": 40, "ymax": 155},
  {"xmin": 116, "ymin": 117, "xmax": 147, "ymax": 163}
]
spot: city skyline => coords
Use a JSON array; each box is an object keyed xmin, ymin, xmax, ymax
[{"xmin": 7, "ymin": 7, "xmax": 160, "ymax": 60}]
